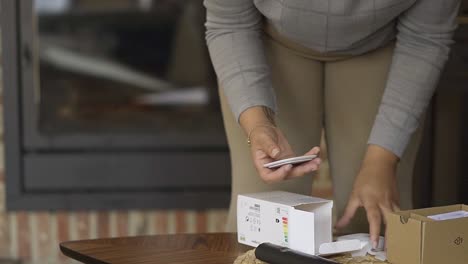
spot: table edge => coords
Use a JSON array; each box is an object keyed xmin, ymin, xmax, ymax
[
  {"xmin": 60, "ymin": 232, "xmax": 236, "ymax": 245},
  {"xmin": 59, "ymin": 233, "xmax": 239, "ymax": 264},
  {"xmin": 60, "ymin": 244, "xmax": 108, "ymax": 264}
]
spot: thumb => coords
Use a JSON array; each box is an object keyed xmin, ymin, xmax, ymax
[{"xmin": 258, "ymin": 133, "xmax": 281, "ymax": 159}]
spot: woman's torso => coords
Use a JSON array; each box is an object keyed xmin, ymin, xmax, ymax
[{"xmin": 254, "ymin": 0, "xmax": 417, "ymax": 54}]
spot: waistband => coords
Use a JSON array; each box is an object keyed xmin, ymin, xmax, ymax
[{"xmin": 264, "ymin": 22, "xmax": 354, "ymax": 62}]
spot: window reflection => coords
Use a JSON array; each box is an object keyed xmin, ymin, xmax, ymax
[{"xmin": 34, "ymin": 0, "xmax": 218, "ymax": 134}]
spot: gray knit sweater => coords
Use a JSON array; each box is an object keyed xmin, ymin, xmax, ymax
[{"xmin": 204, "ymin": 0, "xmax": 460, "ymax": 157}]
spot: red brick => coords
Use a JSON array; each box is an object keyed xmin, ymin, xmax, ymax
[
  {"xmin": 215, "ymin": 211, "xmax": 228, "ymax": 232},
  {"xmin": 175, "ymin": 211, "xmax": 186, "ymax": 234},
  {"xmin": 97, "ymin": 212, "xmax": 110, "ymax": 238},
  {"xmin": 56, "ymin": 212, "xmax": 70, "ymax": 262},
  {"xmin": 36, "ymin": 212, "xmax": 52, "ymax": 261},
  {"xmin": 154, "ymin": 211, "xmax": 168, "ymax": 234},
  {"xmin": 196, "ymin": 211, "xmax": 207, "ymax": 233},
  {"xmin": 0, "ymin": 212, "xmax": 9, "ymax": 257},
  {"xmin": 17, "ymin": 212, "xmax": 31, "ymax": 261},
  {"xmin": 75, "ymin": 212, "xmax": 90, "ymax": 240},
  {"xmin": 56, "ymin": 212, "xmax": 69, "ymax": 243},
  {"xmin": 116, "ymin": 211, "xmax": 128, "ymax": 237}
]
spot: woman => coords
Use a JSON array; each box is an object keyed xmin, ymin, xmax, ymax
[{"xmin": 204, "ymin": 0, "xmax": 460, "ymax": 248}]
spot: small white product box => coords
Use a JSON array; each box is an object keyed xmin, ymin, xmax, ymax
[{"xmin": 237, "ymin": 191, "xmax": 333, "ymax": 255}]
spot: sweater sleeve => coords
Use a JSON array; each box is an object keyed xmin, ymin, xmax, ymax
[
  {"xmin": 368, "ymin": 0, "xmax": 460, "ymax": 157},
  {"xmin": 204, "ymin": 0, "xmax": 276, "ymax": 121}
]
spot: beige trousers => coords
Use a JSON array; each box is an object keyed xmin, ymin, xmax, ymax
[{"xmin": 220, "ymin": 30, "xmax": 424, "ymax": 233}]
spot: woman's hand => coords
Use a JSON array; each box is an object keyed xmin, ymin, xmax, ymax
[
  {"xmin": 249, "ymin": 125, "xmax": 321, "ymax": 183},
  {"xmin": 239, "ymin": 106, "xmax": 321, "ymax": 183},
  {"xmin": 336, "ymin": 145, "xmax": 400, "ymax": 249}
]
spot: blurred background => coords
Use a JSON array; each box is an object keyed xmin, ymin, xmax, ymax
[{"xmin": 0, "ymin": 0, "xmax": 467, "ymax": 263}]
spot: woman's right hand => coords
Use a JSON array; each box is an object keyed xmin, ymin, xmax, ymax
[
  {"xmin": 248, "ymin": 125, "xmax": 321, "ymax": 183},
  {"xmin": 240, "ymin": 106, "xmax": 321, "ymax": 183}
]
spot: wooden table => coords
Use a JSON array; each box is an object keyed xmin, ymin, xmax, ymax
[{"xmin": 60, "ymin": 233, "xmax": 252, "ymax": 264}]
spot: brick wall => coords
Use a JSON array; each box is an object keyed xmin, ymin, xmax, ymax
[
  {"xmin": 0, "ymin": 209, "xmax": 229, "ymax": 264},
  {"xmin": 0, "ymin": 31, "xmax": 333, "ymax": 264}
]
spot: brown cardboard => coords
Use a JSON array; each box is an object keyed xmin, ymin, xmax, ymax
[
  {"xmin": 387, "ymin": 211, "xmax": 422, "ymax": 264},
  {"xmin": 387, "ymin": 204, "xmax": 468, "ymax": 264}
]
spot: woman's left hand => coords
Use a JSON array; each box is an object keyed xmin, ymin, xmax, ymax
[{"xmin": 336, "ymin": 145, "xmax": 400, "ymax": 249}]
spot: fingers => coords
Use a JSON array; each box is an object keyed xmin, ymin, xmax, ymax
[
  {"xmin": 256, "ymin": 157, "xmax": 317, "ymax": 182},
  {"xmin": 252, "ymin": 128, "xmax": 322, "ymax": 181},
  {"xmin": 305, "ymin": 146, "xmax": 321, "ymax": 156},
  {"xmin": 365, "ymin": 204, "xmax": 382, "ymax": 249},
  {"xmin": 336, "ymin": 197, "xmax": 360, "ymax": 229},
  {"xmin": 287, "ymin": 161, "xmax": 319, "ymax": 178},
  {"xmin": 261, "ymin": 164, "xmax": 293, "ymax": 183},
  {"xmin": 256, "ymin": 132, "xmax": 281, "ymax": 158},
  {"xmin": 250, "ymin": 129, "xmax": 287, "ymax": 183},
  {"xmin": 303, "ymin": 147, "xmax": 322, "ymax": 165},
  {"xmin": 253, "ymin": 150, "xmax": 292, "ymax": 183},
  {"xmin": 337, "ymin": 197, "xmax": 389, "ymax": 250},
  {"xmin": 379, "ymin": 200, "xmax": 394, "ymax": 225},
  {"xmin": 265, "ymin": 164, "xmax": 293, "ymax": 182},
  {"xmin": 285, "ymin": 147, "xmax": 322, "ymax": 179},
  {"xmin": 304, "ymin": 146, "xmax": 322, "ymax": 167},
  {"xmin": 256, "ymin": 144, "xmax": 322, "ymax": 181}
]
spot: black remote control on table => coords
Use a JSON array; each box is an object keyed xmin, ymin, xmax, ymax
[{"xmin": 255, "ymin": 243, "xmax": 339, "ymax": 264}]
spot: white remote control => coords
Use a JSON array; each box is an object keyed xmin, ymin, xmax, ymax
[{"xmin": 263, "ymin": 155, "xmax": 317, "ymax": 169}]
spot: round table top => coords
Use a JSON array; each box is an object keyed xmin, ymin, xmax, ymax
[{"xmin": 60, "ymin": 233, "xmax": 252, "ymax": 264}]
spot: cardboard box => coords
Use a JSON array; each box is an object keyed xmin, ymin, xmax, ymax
[
  {"xmin": 237, "ymin": 191, "xmax": 333, "ymax": 255},
  {"xmin": 387, "ymin": 204, "xmax": 468, "ymax": 264}
]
